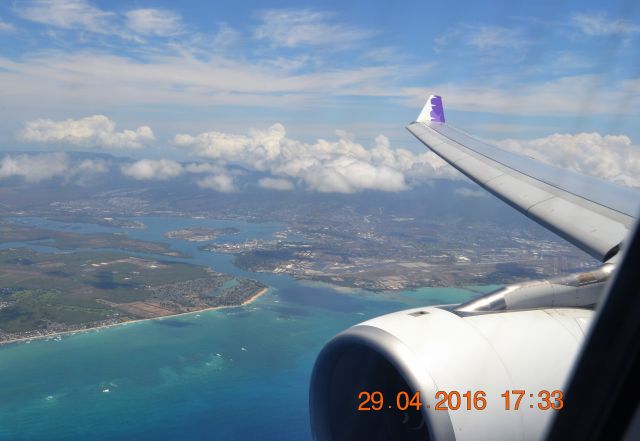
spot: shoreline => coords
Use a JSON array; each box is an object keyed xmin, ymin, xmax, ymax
[{"xmin": 0, "ymin": 287, "xmax": 270, "ymax": 347}]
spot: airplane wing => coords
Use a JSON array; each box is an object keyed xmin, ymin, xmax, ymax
[{"xmin": 407, "ymin": 95, "xmax": 640, "ymax": 262}]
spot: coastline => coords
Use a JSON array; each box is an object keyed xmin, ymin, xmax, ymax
[{"xmin": 0, "ymin": 287, "xmax": 270, "ymax": 347}]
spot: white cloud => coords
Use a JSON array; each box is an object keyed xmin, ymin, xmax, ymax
[
  {"xmin": 15, "ymin": 2, "xmax": 186, "ymax": 40},
  {"xmin": 211, "ymin": 22, "xmax": 240, "ymax": 48},
  {"xmin": 173, "ymin": 123, "xmax": 640, "ymax": 193},
  {"xmin": 0, "ymin": 152, "xmax": 69, "ymax": 182},
  {"xmin": 173, "ymin": 160, "xmax": 238, "ymax": 192},
  {"xmin": 184, "ymin": 162, "xmax": 227, "ymax": 174},
  {"xmin": 304, "ymin": 157, "xmax": 408, "ymax": 193},
  {"xmin": 255, "ymin": 9, "xmax": 373, "ymax": 48},
  {"xmin": 125, "ymin": 8, "xmax": 183, "ymax": 37},
  {"xmin": 19, "ymin": 115, "xmax": 154, "ymax": 149},
  {"xmin": 0, "ymin": 50, "xmax": 415, "ymax": 111},
  {"xmin": 0, "ymin": 18, "xmax": 16, "ymax": 32},
  {"xmin": 572, "ymin": 13, "xmax": 640, "ymax": 36},
  {"xmin": 15, "ymin": 0, "xmax": 114, "ymax": 33},
  {"xmin": 434, "ymin": 24, "xmax": 531, "ymax": 54},
  {"xmin": 196, "ymin": 174, "xmax": 236, "ymax": 192},
  {"xmin": 175, "ymin": 123, "xmax": 456, "ymax": 193},
  {"xmin": 120, "ymin": 159, "xmax": 183, "ymax": 180},
  {"xmin": 71, "ymin": 158, "xmax": 110, "ymax": 185},
  {"xmin": 0, "ymin": 152, "xmax": 108, "ymax": 183},
  {"xmin": 118, "ymin": 158, "xmax": 239, "ymax": 191},
  {"xmin": 76, "ymin": 158, "xmax": 109, "ymax": 174},
  {"xmin": 402, "ymin": 75, "xmax": 640, "ymax": 117},
  {"xmin": 455, "ymin": 187, "xmax": 487, "ymax": 198},
  {"xmin": 334, "ymin": 129, "xmax": 355, "ymax": 141},
  {"xmin": 258, "ymin": 177, "xmax": 295, "ymax": 191},
  {"xmin": 0, "ymin": 48, "xmax": 588, "ymax": 120},
  {"xmin": 467, "ymin": 26, "xmax": 530, "ymax": 50},
  {"xmin": 495, "ymin": 132, "xmax": 640, "ymax": 188}
]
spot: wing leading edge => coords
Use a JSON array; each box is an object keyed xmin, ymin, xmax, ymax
[{"xmin": 407, "ymin": 95, "xmax": 640, "ymax": 262}]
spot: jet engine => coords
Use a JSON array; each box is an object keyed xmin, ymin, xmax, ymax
[{"xmin": 309, "ymin": 266, "xmax": 611, "ymax": 441}]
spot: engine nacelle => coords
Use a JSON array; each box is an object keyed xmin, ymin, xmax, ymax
[{"xmin": 310, "ymin": 306, "xmax": 593, "ymax": 441}]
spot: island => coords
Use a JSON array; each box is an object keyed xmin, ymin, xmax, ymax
[
  {"xmin": 165, "ymin": 227, "xmax": 240, "ymax": 242},
  {"xmin": 0, "ymin": 247, "xmax": 267, "ymax": 344}
]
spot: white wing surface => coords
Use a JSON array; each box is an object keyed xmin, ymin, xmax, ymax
[{"xmin": 407, "ymin": 95, "xmax": 640, "ymax": 262}]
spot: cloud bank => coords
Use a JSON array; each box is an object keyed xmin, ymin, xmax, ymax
[
  {"xmin": 0, "ymin": 152, "xmax": 108, "ymax": 183},
  {"xmin": 19, "ymin": 115, "xmax": 154, "ymax": 149},
  {"xmin": 496, "ymin": 132, "xmax": 640, "ymax": 188},
  {"xmin": 119, "ymin": 158, "xmax": 237, "ymax": 192},
  {"xmin": 175, "ymin": 123, "xmax": 456, "ymax": 193},
  {"xmin": 6, "ymin": 121, "xmax": 639, "ymax": 195},
  {"xmin": 120, "ymin": 159, "xmax": 182, "ymax": 180}
]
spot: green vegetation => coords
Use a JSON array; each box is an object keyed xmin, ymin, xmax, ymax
[
  {"xmin": 0, "ymin": 289, "xmax": 113, "ymax": 333},
  {"xmin": 0, "ymin": 220, "xmax": 185, "ymax": 257},
  {"xmin": 0, "ymin": 247, "xmax": 263, "ymax": 340}
]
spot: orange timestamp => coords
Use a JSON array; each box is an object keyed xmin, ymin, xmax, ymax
[{"xmin": 357, "ymin": 389, "xmax": 564, "ymax": 411}]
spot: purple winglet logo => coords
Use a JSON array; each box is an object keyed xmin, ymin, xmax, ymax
[{"xmin": 429, "ymin": 95, "xmax": 445, "ymax": 123}]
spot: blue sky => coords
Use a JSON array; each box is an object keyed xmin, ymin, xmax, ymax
[{"xmin": 0, "ymin": 1, "xmax": 639, "ymax": 192}]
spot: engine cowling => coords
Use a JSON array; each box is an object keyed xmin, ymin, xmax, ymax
[{"xmin": 310, "ymin": 306, "xmax": 592, "ymax": 441}]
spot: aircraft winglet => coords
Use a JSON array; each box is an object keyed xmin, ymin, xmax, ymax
[{"xmin": 416, "ymin": 94, "xmax": 445, "ymax": 123}]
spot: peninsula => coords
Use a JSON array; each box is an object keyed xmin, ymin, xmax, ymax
[
  {"xmin": 165, "ymin": 227, "xmax": 240, "ymax": 242},
  {"xmin": 0, "ymin": 247, "xmax": 267, "ymax": 344}
]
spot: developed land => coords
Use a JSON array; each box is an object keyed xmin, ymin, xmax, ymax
[
  {"xmin": 1, "ymin": 172, "xmax": 600, "ymax": 294},
  {"xmin": 0, "ymin": 247, "xmax": 267, "ymax": 343},
  {"xmin": 204, "ymin": 219, "xmax": 596, "ymax": 291},
  {"xmin": 165, "ymin": 227, "xmax": 239, "ymax": 242}
]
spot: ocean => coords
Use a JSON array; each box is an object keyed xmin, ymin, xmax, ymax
[{"xmin": 0, "ymin": 216, "xmax": 488, "ymax": 441}]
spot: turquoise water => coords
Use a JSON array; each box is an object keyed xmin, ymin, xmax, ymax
[{"xmin": 0, "ymin": 216, "xmax": 488, "ymax": 441}]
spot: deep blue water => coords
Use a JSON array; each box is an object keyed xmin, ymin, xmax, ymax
[{"xmin": 0, "ymin": 216, "xmax": 490, "ymax": 441}]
